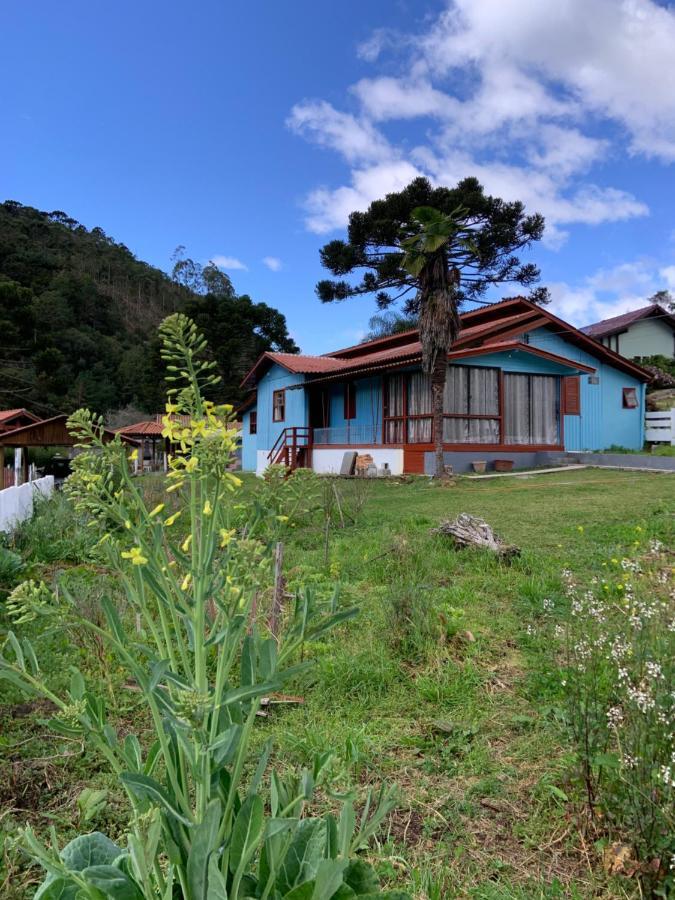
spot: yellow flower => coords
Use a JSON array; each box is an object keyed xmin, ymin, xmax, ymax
[
  {"xmin": 121, "ymin": 546, "xmax": 148, "ymax": 566},
  {"xmin": 185, "ymin": 457, "xmax": 199, "ymax": 473},
  {"xmin": 149, "ymin": 504, "xmax": 165, "ymax": 518},
  {"xmin": 635, "ymin": 525, "xmax": 643, "ymax": 533},
  {"xmin": 276, "ymin": 515, "xmax": 289, "ymax": 523},
  {"xmin": 124, "ymin": 519, "xmax": 132, "ymax": 530},
  {"xmin": 166, "ymin": 481, "xmax": 185, "ymax": 493},
  {"xmin": 165, "ymin": 510, "xmax": 182, "ymax": 527},
  {"xmin": 181, "ymin": 534, "xmax": 193, "ymax": 553},
  {"xmin": 181, "ymin": 573, "xmax": 192, "ymax": 591},
  {"xmin": 219, "ymin": 528, "xmax": 236, "ymax": 548},
  {"xmin": 128, "ymin": 449, "xmax": 138, "ymax": 462},
  {"xmin": 165, "ymin": 402, "xmax": 179, "ymax": 414},
  {"xmin": 226, "ymin": 473, "xmax": 242, "ymax": 488},
  {"xmin": 576, "ymin": 526, "xmax": 584, "ymax": 533},
  {"xmin": 203, "ymin": 500, "xmax": 212, "ymax": 516}
]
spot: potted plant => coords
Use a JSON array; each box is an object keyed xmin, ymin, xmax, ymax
[
  {"xmin": 471, "ymin": 460, "xmax": 487, "ymax": 474},
  {"xmin": 494, "ymin": 459, "xmax": 514, "ymax": 472}
]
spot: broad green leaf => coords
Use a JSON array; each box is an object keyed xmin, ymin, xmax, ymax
[
  {"xmin": 229, "ymin": 794, "xmax": 264, "ymax": 874},
  {"xmin": 248, "ymin": 738, "xmax": 272, "ymax": 797},
  {"xmin": 81, "ymin": 863, "xmax": 143, "ymax": 899},
  {"xmin": 283, "ymin": 883, "xmax": 315, "ymax": 900},
  {"xmin": 276, "ymin": 819, "xmax": 326, "ymax": 894},
  {"xmin": 69, "ymin": 669, "xmax": 85, "ymax": 700},
  {"xmin": 77, "ymin": 788, "xmax": 108, "ymax": 824},
  {"xmin": 343, "ymin": 860, "xmax": 380, "ymax": 894},
  {"xmin": 337, "ymin": 802, "xmax": 355, "ymax": 858},
  {"xmin": 6, "ymin": 631, "xmax": 25, "ymax": 670},
  {"xmin": 312, "ymin": 858, "xmax": 348, "ymax": 898},
  {"xmin": 34, "ymin": 876, "xmax": 79, "ymax": 900},
  {"xmin": 187, "ymin": 798, "xmax": 222, "ymax": 900},
  {"xmin": 206, "ymin": 855, "xmax": 229, "ymax": 899},
  {"xmin": 120, "ymin": 772, "xmax": 193, "ymax": 826},
  {"xmin": 60, "ymin": 832, "xmax": 122, "ymax": 871}
]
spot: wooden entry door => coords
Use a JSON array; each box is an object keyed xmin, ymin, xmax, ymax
[{"xmin": 309, "ymin": 388, "xmax": 330, "ymax": 430}]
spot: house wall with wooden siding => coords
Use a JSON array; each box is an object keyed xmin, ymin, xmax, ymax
[
  {"xmin": 325, "ymin": 375, "xmax": 383, "ymax": 443},
  {"xmin": 528, "ymin": 327, "xmax": 644, "ymax": 450},
  {"xmin": 241, "ymin": 364, "xmax": 308, "ymax": 469},
  {"xmin": 241, "ymin": 411, "xmax": 257, "ymax": 472},
  {"xmin": 607, "ymin": 317, "xmax": 674, "ymax": 359}
]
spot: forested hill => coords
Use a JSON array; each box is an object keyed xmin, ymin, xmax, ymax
[{"xmin": 0, "ymin": 201, "xmax": 298, "ymax": 418}]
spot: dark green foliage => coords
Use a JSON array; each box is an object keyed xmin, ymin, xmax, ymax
[
  {"xmin": 316, "ymin": 176, "xmax": 548, "ymax": 312},
  {"xmin": 0, "ymin": 203, "xmax": 297, "ymax": 415},
  {"xmin": 364, "ymin": 311, "xmax": 418, "ymax": 341},
  {"xmin": 184, "ymin": 291, "xmax": 298, "ymax": 405}
]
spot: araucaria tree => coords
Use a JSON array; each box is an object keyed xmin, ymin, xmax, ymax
[{"xmin": 317, "ymin": 177, "xmax": 548, "ymax": 478}]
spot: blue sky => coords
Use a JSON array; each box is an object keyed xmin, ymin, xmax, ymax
[{"xmin": 3, "ymin": 0, "xmax": 675, "ymax": 353}]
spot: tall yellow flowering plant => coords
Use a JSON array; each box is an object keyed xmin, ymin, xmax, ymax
[{"xmin": 1, "ymin": 315, "xmax": 408, "ymax": 899}]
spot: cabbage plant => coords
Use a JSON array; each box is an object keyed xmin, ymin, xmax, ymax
[{"xmin": 1, "ymin": 314, "xmax": 409, "ymax": 899}]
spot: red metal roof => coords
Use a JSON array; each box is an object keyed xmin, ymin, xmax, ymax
[
  {"xmin": 115, "ymin": 420, "xmax": 165, "ymax": 436},
  {"xmin": 287, "ymin": 341, "xmax": 595, "ymax": 389},
  {"xmin": 582, "ymin": 304, "xmax": 675, "ymax": 338},
  {"xmin": 240, "ymin": 297, "xmax": 650, "ymax": 389},
  {"xmin": 0, "ymin": 408, "xmax": 40, "ymax": 425}
]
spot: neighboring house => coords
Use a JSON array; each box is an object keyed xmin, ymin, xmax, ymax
[
  {"xmin": 582, "ymin": 305, "xmax": 675, "ymax": 359},
  {"xmin": 239, "ymin": 297, "xmax": 650, "ymax": 476},
  {"xmin": 0, "ymin": 408, "xmax": 40, "ymax": 435}
]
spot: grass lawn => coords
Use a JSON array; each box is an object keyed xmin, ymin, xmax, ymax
[{"xmin": 1, "ymin": 468, "xmax": 673, "ymax": 898}]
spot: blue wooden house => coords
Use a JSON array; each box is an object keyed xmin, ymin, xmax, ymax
[{"xmin": 239, "ymin": 298, "xmax": 649, "ymax": 475}]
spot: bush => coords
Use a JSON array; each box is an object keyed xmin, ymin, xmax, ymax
[{"xmin": 553, "ymin": 537, "xmax": 674, "ymax": 893}]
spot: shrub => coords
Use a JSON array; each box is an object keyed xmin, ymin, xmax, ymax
[
  {"xmin": 1, "ymin": 314, "xmax": 409, "ymax": 899},
  {"xmin": 555, "ymin": 537, "xmax": 674, "ymax": 893}
]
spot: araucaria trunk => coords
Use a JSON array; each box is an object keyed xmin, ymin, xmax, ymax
[
  {"xmin": 431, "ymin": 354, "xmax": 447, "ymax": 479},
  {"xmin": 418, "ymin": 254, "xmax": 459, "ymax": 479}
]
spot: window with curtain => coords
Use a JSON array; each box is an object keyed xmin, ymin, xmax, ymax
[
  {"xmin": 442, "ymin": 365, "xmax": 500, "ymax": 444},
  {"xmin": 407, "ymin": 371, "xmax": 432, "ymax": 442},
  {"xmin": 384, "ymin": 374, "xmax": 405, "ymax": 443},
  {"xmin": 503, "ymin": 374, "xmax": 559, "ymax": 444}
]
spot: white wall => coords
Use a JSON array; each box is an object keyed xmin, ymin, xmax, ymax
[
  {"xmin": 0, "ymin": 476, "xmax": 55, "ymax": 533},
  {"xmin": 311, "ymin": 448, "xmax": 404, "ymax": 475}
]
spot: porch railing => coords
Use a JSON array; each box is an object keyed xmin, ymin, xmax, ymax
[{"xmin": 312, "ymin": 424, "xmax": 381, "ymax": 445}]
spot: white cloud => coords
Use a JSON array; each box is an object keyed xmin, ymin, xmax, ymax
[
  {"xmin": 288, "ymin": 0, "xmax": 671, "ymax": 238},
  {"xmin": 210, "ymin": 255, "xmax": 247, "ymax": 271},
  {"xmin": 262, "ymin": 256, "xmax": 283, "ymax": 271},
  {"xmin": 548, "ymin": 259, "xmax": 667, "ymax": 327},
  {"xmin": 287, "ymin": 100, "xmax": 392, "ymax": 165},
  {"xmin": 420, "ymin": 0, "xmax": 675, "ymax": 161},
  {"xmin": 304, "ymin": 160, "xmax": 423, "ymax": 233}
]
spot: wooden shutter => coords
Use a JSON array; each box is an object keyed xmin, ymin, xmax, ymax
[{"xmin": 562, "ymin": 376, "xmax": 580, "ymax": 415}]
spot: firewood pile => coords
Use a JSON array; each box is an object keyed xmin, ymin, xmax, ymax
[{"xmin": 432, "ymin": 513, "xmax": 520, "ymax": 561}]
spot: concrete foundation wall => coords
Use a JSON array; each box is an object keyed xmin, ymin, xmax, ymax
[
  {"xmin": 312, "ymin": 448, "xmax": 404, "ymax": 475},
  {"xmin": 424, "ymin": 451, "xmax": 550, "ymax": 475},
  {"xmin": 0, "ymin": 476, "xmax": 55, "ymax": 533}
]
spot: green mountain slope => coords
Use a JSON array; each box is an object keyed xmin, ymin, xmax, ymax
[{"xmin": 0, "ymin": 201, "xmax": 297, "ymax": 417}]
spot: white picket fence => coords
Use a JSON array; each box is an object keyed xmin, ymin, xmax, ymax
[
  {"xmin": 0, "ymin": 475, "xmax": 55, "ymax": 533},
  {"xmin": 645, "ymin": 409, "xmax": 675, "ymax": 446}
]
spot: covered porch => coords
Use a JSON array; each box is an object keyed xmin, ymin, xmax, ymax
[{"xmin": 297, "ymin": 345, "xmax": 595, "ymax": 473}]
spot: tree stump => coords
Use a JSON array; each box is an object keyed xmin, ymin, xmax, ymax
[{"xmin": 432, "ymin": 513, "xmax": 520, "ymax": 561}]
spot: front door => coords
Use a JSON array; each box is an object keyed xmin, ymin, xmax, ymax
[{"xmin": 308, "ymin": 388, "xmax": 330, "ymax": 435}]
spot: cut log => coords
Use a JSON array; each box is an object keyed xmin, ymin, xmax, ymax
[{"xmin": 432, "ymin": 513, "xmax": 520, "ymax": 561}]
